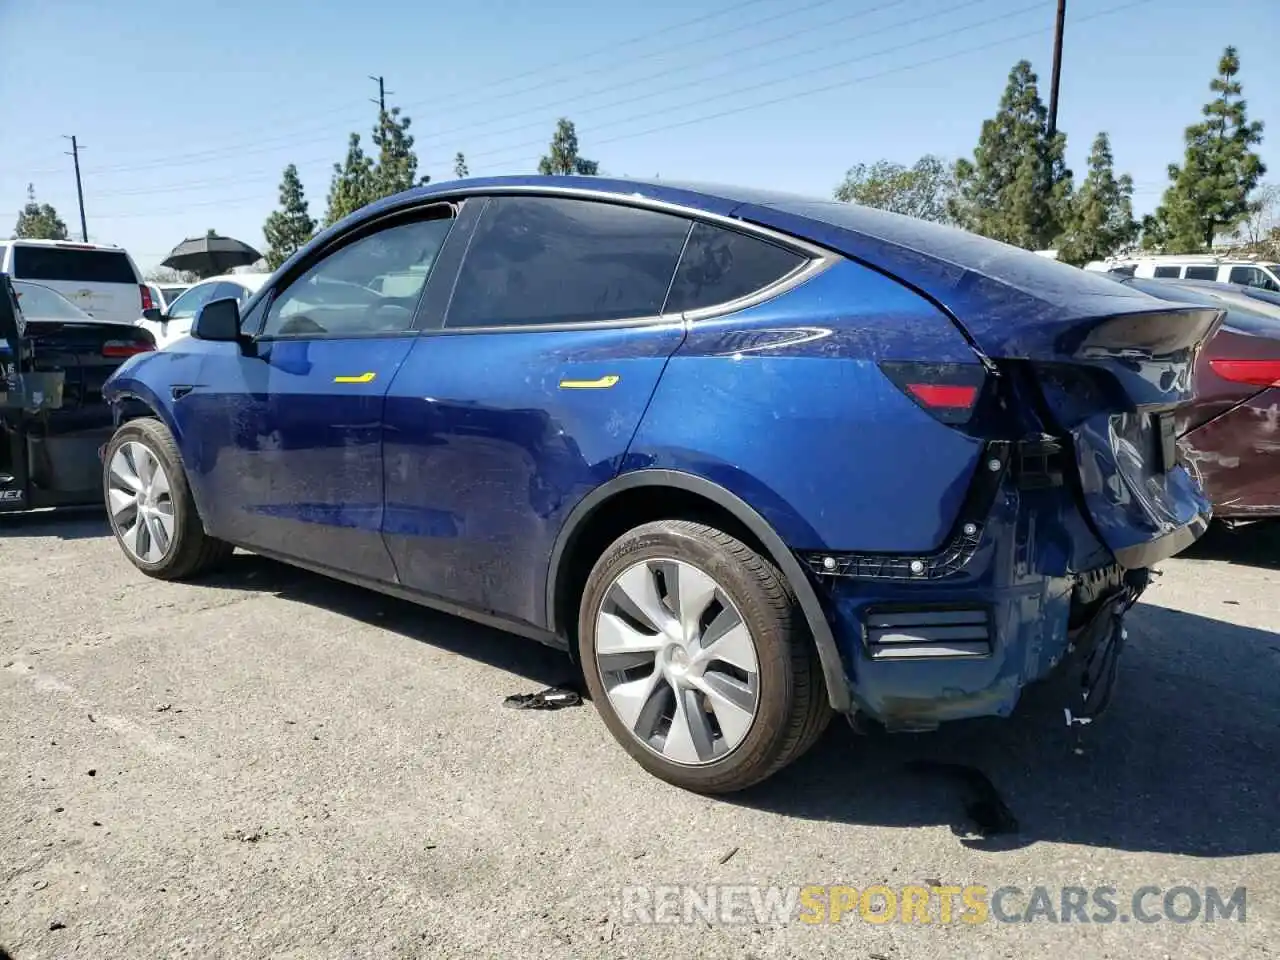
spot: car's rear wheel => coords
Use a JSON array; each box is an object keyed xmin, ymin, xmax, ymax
[
  {"xmin": 578, "ymin": 519, "xmax": 829, "ymax": 794},
  {"xmin": 103, "ymin": 417, "xmax": 232, "ymax": 579}
]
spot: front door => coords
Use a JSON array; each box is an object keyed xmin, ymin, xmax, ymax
[{"xmin": 183, "ymin": 208, "xmax": 457, "ymax": 581}]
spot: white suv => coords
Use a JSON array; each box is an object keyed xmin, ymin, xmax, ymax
[
  {"xmin": 1084, "ymin": 255, "xmax": 1280, "ymax": 291},
  {"xmin": 0, "ymin": 239, "xmax": 152, "ymax": 324}
]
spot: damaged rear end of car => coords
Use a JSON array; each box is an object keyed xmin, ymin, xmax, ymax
[{"xmin": 732, "ymin": 198, "xmax": 1223, "ymax": 730}]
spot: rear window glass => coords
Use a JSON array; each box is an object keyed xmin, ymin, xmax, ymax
[
  {"xmin": 1184, "ymin": 266, "xmax": 1218, "ymax": 281},
  {"xmin": 12, "ymin": 246, "xmax": 136, "ymax": 284},
  {"xmin": 665, "ymin": 222, "xmax": 807, "ymax": 314}
]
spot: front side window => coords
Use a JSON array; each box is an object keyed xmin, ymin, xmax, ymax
[
  {"xmin": 1153, "ymin": 265, "xmax": 1181, "ymax": 278},
  {"xmin": 165, "ymin": 281, "xmax": 220, "ymax": 320},
  {"xmin": 665, "ymin": 222, "xmax": 807, "ymax": 314},
  {"xmin": 1184, "ymin": 265, "xmax": 1218, "ymax": 281},
  {"xmin": 445, "ymin": 197, "xmax": 690, "ymax": 328},
  {"xmin": 261, "ymin": 215, "xmax": 453, "ymax": 338}
]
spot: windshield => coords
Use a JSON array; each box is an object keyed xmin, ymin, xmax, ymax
[{"xmin": 12, "ymin": 280, "xmax": 94, "ymax": 320}]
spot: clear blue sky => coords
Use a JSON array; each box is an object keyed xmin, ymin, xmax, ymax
[{"xmin": 2, "ymin": 0, "xmax": 1277, "ymax": 272}]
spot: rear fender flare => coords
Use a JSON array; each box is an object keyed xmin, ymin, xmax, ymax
[{"xmin": 546, "ymin": 469, "xmax": 852, "ymax": 713}]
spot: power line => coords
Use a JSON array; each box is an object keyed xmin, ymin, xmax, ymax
[
  {"xmin": 34, "ymin": 0, "xmax": 1154, "ymax": 222},
  {"xmin": 21, "ymin": 0, "xmax": 785, "ymax": 180},
  {"xmin": 462, "ymin": 0, "xmax": 1053, "ymax": 167},
  {"xmin": 85, "ymin": 0, "xmax": 995, "ymax": 201}
]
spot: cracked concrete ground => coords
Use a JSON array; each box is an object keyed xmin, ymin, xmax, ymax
[{"xmin": 1, "ymin": 511, "xmax": 1277, "ymax": 959}]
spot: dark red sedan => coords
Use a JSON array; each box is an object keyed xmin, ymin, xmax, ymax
[{"xmin": 1117, "ymin": 277, "xmax": 1280, "ymax": 523}]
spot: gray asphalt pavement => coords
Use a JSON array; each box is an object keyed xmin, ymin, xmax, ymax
[{"xmin": 1, "ymin": 512, "xmax": 1277, "ymax": 959}]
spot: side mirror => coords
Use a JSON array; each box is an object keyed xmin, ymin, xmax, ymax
[
  {"xmin": 191, "ymin": 297, "xmax": 241, "ymax": 342},
  {"xmin": 142, "ymin": 307, "xmax": 162, "ymax": 323}
]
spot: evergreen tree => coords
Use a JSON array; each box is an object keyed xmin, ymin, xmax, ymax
[
  {"xmin": 1143, "ymin": 46, "xmax": 1266, "ymax": 252},
  {"xmin": 950, "ymin": 61, "xmax": 1072, "ymax": 249},
  {"xmin": 12, "ymin": 184, "xmax": 69, "ymax": 240},
  {"xmin": 538, "ymin": 119, "xmax": 598, "ymax": 175},
  {"xmin": 262, "ymin": 164, "xmax": 317, "ymax": 270},
  {"xmin": 454, "ymin": 152, "xmax": 469, "ymax": 179},
  {"xmin": 834, "ymin": 155, "xmax": 956, "ymax": 223},
  {"xmin": 371, "ymin": 107, "xmax": 426, "ymax": 198},
  {"xmin": 1057, "ymin": 133, "xmax": 1138, "ymax": 265},
  {"xmin": 324, "ymin": 133, "xmax": 376, "ymax": 226}
]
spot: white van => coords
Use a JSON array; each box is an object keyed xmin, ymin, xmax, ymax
[
  {"xmin": 1084, "ymin": 254, "xmax": 1280, "ymax": 292},
  {"xmin": 0, "ymin": 239, "xmax": 151, "ymax": 325}
]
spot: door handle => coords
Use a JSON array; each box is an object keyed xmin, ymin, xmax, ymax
[{"xmin": 333, "ymin": 372, "xmax": 377, "ymax": 384}]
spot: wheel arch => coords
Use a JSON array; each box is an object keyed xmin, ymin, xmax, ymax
[{"xmin": 545, "ymin": 469, "xmax": 851, "ymax": 712}]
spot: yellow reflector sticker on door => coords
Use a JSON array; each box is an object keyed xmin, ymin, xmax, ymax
[
  {"xmin": 333, "ymin": 372, "xmax": 377, "ymax": 384},
  {"xmin": 559, "ymin": 375, "xmax": 619, "ymax": 389}
]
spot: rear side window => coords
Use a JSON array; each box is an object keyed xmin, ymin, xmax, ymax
[
  {"xmin": 1153, "ymin": 265, "xmax": 1181, "ymax": 278},
  {"xmin": 1228, "ymin": 266, "xmax": 1280, "ymax": 292},
  {"xmin": 665, "ymin": 222, "xmax": 807, "ymax": 314},
  {"xmin": 446, "ymin": 197, "xmax": 690, "ymax": 328},
  {"xmin": 1184, "ymin": 265, "xmax": 1218, "ymax": 281},
  {"xmin": 12, "ymin": 246, "xmax": 136, "ymax": 284}
]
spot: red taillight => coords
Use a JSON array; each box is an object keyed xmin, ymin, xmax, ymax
[
  {"xmin": 139, "ymin": 284, "xmax": 154, "ymax": 311},
  {"xmin": 905, "ymin": 383, "xmax": 979, "ymax": 409},
  {"xmin": 102, "ymin": 340, "xmax": 154, "ymax": 358},
  {"xmin": 879, "ymin": 361, "xmax": 986, "ymax": 425},
  {"xmin": 1210, "ymin": 359, "xmax": 1280, "ymax": 387}
]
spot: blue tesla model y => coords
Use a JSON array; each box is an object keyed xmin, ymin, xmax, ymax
[{"xmin": 101, "ymin": 177, "xmax": 1221, "ymax": 793}]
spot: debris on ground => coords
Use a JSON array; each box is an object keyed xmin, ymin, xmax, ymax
[
  {"xmin": 503, "ymin": 684, "xmax": 583, "ymax": 711},
  {"xmin": 718, "ymin": 846, "xmax": 739, "ymax": 865}
]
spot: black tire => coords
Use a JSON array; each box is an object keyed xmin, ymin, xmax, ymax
[
  {"xmin": 102, "ymin": 417, "xmax": 232, "ymax": 580},
  {"xmin": 578, "ymin": 519, "xmax": 830, "ymax": 794}
]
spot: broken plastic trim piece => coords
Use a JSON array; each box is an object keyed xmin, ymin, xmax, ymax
[{"xmin": 503, "ymin": 685, "xmax": 584, "ymax": 711}]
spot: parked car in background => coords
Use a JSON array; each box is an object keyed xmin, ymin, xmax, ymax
[
  {"xmin": 138, "ymin": 273, "xmax": 268, "ymax": 348},
  {"xmin": 0, "ymin": 239, "xmax": 153, "ymax": 324},
  {"xmin": 144, "ymin": 282, "xmax": 192, "ymax": 313},
  {"xmin": 1086, "ymin": 254, "xmax": 1280, "ymax": 291},
  {"xmin": 156, "ymin": 283, "xmax": 191, "ymax": 306},
  {"xmin": 1, "ymin": 276, "xmax": 155, "ymax": 513},
  {"xmin": 1109, "ymin": 276, "xmax": 1280, "ymax": 523},
  {"xmin": 101, "ymin": 177, "xmax": 1220, "ymax": 793}
]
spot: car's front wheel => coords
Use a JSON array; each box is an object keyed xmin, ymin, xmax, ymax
[
  {"xmin": 103, "ymin": 417, "xmax": 232, "ymax": 579},
  {"xmin": 578, "ymin": 519, "xmax": 829, "ymax": 794}
]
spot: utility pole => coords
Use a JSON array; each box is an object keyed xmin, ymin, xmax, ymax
[
  {"xmin": 1046, "ymin": 0, "xmax": 1066, "ymax": 138},
  {"xmin": 369, "ymin": 75, "xmax": 392, "ymax": 116},
  {"xmin": 63, "ymin": 135, "xmax": 88, "ymax": 241}
]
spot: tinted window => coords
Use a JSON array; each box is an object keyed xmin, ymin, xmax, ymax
[
  {"xmin": 665, "ymin": 222, "xmax": 806, "ymax": 314},
  {"xmin": 1228, "ymin": 266, "xmax": 1280, "ymax": 292},
  {"xmin": 1107, "ymin": 265, "xmax": 1136, "ymax": 276},
  {"xmin": 12, "ymin": 246, "xmax": 136, "ymax": 284},
  {"xmin": 446, "ymin": 197, "xmax": 689, "ymax": 328},
  {"xmin": 1152, "ymin": 265, "xmax": 1182, "ymax": 278},
  {"xmin": 165, "ymin": 281, "xmax": 221, "ymax": 320},
  {"xmin": 1184, "ymin": 265, "xmax": 1218, "ymax": 281},
  {"xmin": 262, "ymin": 216, "xmax": 453, "ymax": 338},
  {"xmin": 12, "ymin": 281, "xmax": 90, "ymax": 320}
]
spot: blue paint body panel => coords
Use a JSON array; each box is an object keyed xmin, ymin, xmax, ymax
[
  {"xmin": 103, "ymin": 174, "xmax": 1219, "ymax": 728},
  {"xmin": 382, "ymin": 320, "xmax": 685, "ymax": 628}
]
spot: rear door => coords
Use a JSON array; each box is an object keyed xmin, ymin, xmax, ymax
[
  {"xmin": 381, "ymin": 194, "xmax": 692, "ymax": 628},
  {"xmin": 9, "ymin": 244, "xmax": 142, "ymax": 324}
]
